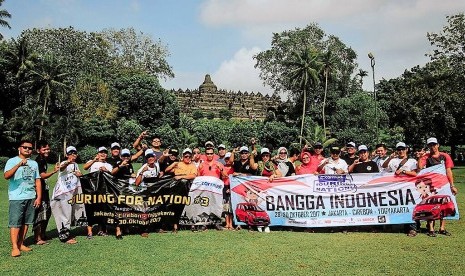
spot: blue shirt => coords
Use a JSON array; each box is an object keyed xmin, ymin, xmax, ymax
[{"xmin": 4, "ymin": 156, "xmax": 40, "ymax": 200}]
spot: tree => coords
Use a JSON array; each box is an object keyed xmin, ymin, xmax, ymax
[
  {"xmin": 22, "ymin": 55, "xmax": 69, "ymax": 140},
  {"xmin": 282, "ymin": 47, "xmax": 323, "ymax": 144},
  {"xmin": 356, "ymin": 69, "xmax": 368, "ymax": 87},
  {"xmin": 99, "ymin": 28, "xmax": 174, "ymax": 80},
  {"xmin": 218, "ymin": 108, "xmax": 232, "ymax": 120},
  {"xmin": 113, "ymin": 73, "xmax": 180, "ymax": 129},
  {"xmin": 1, "ymin": 37, "xmax": 38, "ymax": 80},
  {"xmin": 321, "ymin": 50, "xmax": 338, "ymax": 138},
  {"xmin": 0, "ymin": 0, "xmax": 11, "ymax": 40}
]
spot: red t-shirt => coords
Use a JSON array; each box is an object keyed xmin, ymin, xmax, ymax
[
  {"xmin": 198, "ymin": 161, "xmax": 224, "ymax": 178},
  {"xmin": 419, "ymin": 152, "xmax": 454, "ymax": 169},
  {"xmin": 222, "ymin": 166, "xmax": 234, "ymax": 186}
]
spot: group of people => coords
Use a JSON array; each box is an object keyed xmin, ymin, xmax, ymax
[{"xmin": 3, "ymin": 131, "xmax": 458, "ymax": 257}]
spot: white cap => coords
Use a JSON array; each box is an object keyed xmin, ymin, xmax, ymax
[
  {"xmin": 346, "ymin": 142, "xmax": 356, "ymax": 148},
  {"xmin": 98, "ymin": 146, "xmax": 108, "ymax": 152},
  {"xmin": 396, "ymin": 142, "xmax": 407, "ymax": 149},
  {"xmin": 218, "ymin": 144, "xmax": 226, "ymax": 149},
  {"xmin": 278, "ymin": 147, "xmax": 287, "ymax": 154},
  {"xmin": 121, "ymin": 149, "xmax": 131, "ymax": 155},
  {"xmin": 358, "ymin": 145, "xmax": 368, "ymax": 151},
  {"xmin": 260, "ymin": 148, "xmax": 270, "ymax": 154},
  {"xmin": 111, "ymin": 142, "xmax": 121, "ymax": 149},
  {"xmin": 145, "ymin": 149, "xmax": 155, "ymax": 157},
  {"xmin": 225, "ymin": 152, "xmax": 232, "ymax": 158},
  {"xmin": 205, "ymin": 141, "xmax": 214, "ymax": 148},
  {"xmin": 182, "ymin": 148, "xmax": 192, "ymax": 155},
  {"xmin": 66, "ymin": 146, "xmax": 77, "ymax": 154},
  {"xmin": 239, "ymin": 146, "xmax": 249, "ymax": 152},
  {"xmin": 427, "ymin": 137, "xmax": 438, "ymax": 145}
]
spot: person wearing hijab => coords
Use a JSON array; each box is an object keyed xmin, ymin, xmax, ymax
[{"xmin": 274, "ymin": 147, "xmax": 295, "ymax": 177}]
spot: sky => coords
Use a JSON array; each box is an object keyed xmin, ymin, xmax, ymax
[{"xmin": 2, "ymin": 0, "xmax": 465, "ymax": 95}]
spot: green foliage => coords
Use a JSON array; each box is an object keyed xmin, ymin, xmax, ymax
[
  {"xmin": 330, "ymin": 91, "xmax": 387, "ymax": 146},
  {"xmin": 259, "ymin": 121, "xmax": 299, "ymax": 149},
  {"xmin": 113, "ymin": 73, "xmax": 180, "ymax": 129},
  {"xmin": 218, "ymin": 108, "xmax": 232, "ymax": 120},
  {"xmin": 205, "ymin": 111, "xmax": 215, "ymax": 120},
  {"xmin": 79, "ymin": 118, "xmax": 115, "ymax": 146},
  {"xmin": 192, "ymin": 110, "xmax": 204, "ymax": 120},
  {"xmin": 115, "ymin": 118, "xmax": 144, "ymax": 148},
  {"xmin": 0, "ymin": 0, "xmax": 11, "ymax": 40},
  {"xmin": 229, "ymin": 120, "xmax": 260, "ymax": 147},
  {"xmin": 77, "ymin": 144, "xmax": 98, "ymax": 163},
  {"xmin": 99, "ymin": 28, "xmax": 174, "ymax": 80},
  {"xmin": 0, "ymin": 156, "xmax": 8, "ymax": 170}
]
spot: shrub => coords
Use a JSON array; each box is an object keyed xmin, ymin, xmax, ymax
[{"xmin": 0, "ymin": 156, "xmax": 9, "ymax": 170}]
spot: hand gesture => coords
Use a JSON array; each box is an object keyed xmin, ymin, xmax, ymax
[
  {"xmin": 141, "ymin": 144, "xmax": 148, "ymax": 150},
  {"xmin": 18, "ymin": 159, "xmax": 28, "ymax": 166},
  {"xmin": 94, "ymin": 154, "xmax": 99, "ymax": 161},
  {"xmin": 250, "ymin": 138, "xmax": 256, "ymax": 145},
  {"xmin": 140, "ymin": 130, "xmax": 148, "ymax": 138}
]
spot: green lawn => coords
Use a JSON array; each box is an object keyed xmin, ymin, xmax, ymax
[{"xmin": 1, "ymin": 165, "xmax": 464, "ymax": 275}]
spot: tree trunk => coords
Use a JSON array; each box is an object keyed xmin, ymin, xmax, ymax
[
  {"xmin": 322, "ymin": 71, "xmax": 328, "ymax": 140},
  {"xmin": 300, "ymin": 88, "xmax": 307, "ymax": 145},
  {"xmin": 39, "ymin": 96, "xmax": 47, "ymax": 140}
]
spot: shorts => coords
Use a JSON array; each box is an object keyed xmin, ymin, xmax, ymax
[{"xmin": 9, "ymin": 199, "xmax": 35, "ymax": 228}]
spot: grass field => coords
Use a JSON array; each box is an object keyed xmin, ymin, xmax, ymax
[{"xmin": 1, "ymin": 165, "xmax": 464, "ymax": 275}]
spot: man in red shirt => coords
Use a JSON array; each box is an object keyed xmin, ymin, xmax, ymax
[{"xmin": 418, "ymin": 137, "xmax": 458, "ymax": 236}]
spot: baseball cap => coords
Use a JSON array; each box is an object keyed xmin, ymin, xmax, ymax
[
  {"xmin": 239, "ymin": 146, "xmax": 249, "ymax": 153},
  {"xmin": 168, "ymin": 148, "xmax": 179, "ymax": 155},
  {"xmin": 98, "ymin": 146, "xmax": 108, "ymax": 153},
  {"xmin": 205, "ymin": 141, "xmax": 214, "ymax": 148},
  {"xmin": 396, "ymin": 142, "xmax": 407, "ymax": 149},
  {"xmin": 121, "ymin": 148, "xmax": 131, "ymax": 156},
  {"xmin": 330, "ymin": 147, "xmax": 341, "ymax": 153},
  {"xmin": 182, "ymin": 148, "xmax": 192, "ymax": 155},
  {"xmin": 426, "ymin": 137, "xmax": 438, "ymax": 145},
  {"xmin": 346, "ymin": 142, "xmax": 356, "ymax": 148},
  {"xmin": 225, "ymin": 152, "xmax": 232, "ymax": 159},
  {"xmin": 218, "ymin": 144, "xmax": 226, "ymax": 149},
  {"xmin": 66, "ymin": 146, "xmax": 77, "ymax": 154},
  {"xmin": 111, "ymin": 142, "xmax": 121, "ymax": 149},
  {"xmin": 314, "ymin": 142, "xmax": 323, "ymax": 148},
  {"xmin": 145, "ymin": 149, "xmax": 155, "ymax": 157},
  {"xmin": 260, "ymin": 148, "xmax": 270, "ymax": 154},
  {"xmin": 358, "ymin": 145, "xmax": 368, "ymax": 152}
]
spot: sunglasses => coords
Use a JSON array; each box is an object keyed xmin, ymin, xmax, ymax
[
  {"xmin": 279, "ymin": 152, "xmax": 287, "ymax": 154},
  {"xmin": 206, "ymin": 153, "xmax": 214, "ymax": 155},
  {"xmin": 183, "ymin": 155, "xmax": 192, "ymax": 158},
  {"xmin": 240, "ymin": 152, "xmax": 249, "ymax": 154},
  {"xmin": 193, "ymin": 151, "xmax": 201, "ymax": 154},
  {"xmin": 121, "ymin": 154, "xmax": 131, "ymax": 157},
  {"xmin": 21, "ymin": 146, "xmax": 33, "ymax": 150},
  {"xmin": 99, "ymin": 151, "xmax": 108, "ymax": 154},
  {"xmin": 396, "ymin": 148, "xmax": 406, "ymax": 151},
  {"xmin": 68, "ymin": 151, "xmax": 78, "ymax": 155}
]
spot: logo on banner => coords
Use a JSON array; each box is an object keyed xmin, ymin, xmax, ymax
[{"xmin": 314, "ymin": 175, "xmax": 357, "ymax": 193}]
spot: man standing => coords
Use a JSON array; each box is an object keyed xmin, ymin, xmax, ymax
[
  {"xmin": 34, "ymin": 140, "xmax": 59, "ymax": 245},
  {"xmin": 232, "ymin": 146, "xmax": 257, "ymax": 176},
  {"xmin": 349, "ymin": 145, "xmax": 379, "ymax": 173},
  {"xmin": 133, "ymin": 131, "xmax": 164, "ymax": 159},
  {"xmin": 342, "ymin": 142, "xmax": 358, "ymax": 166},
  {"xmin": 4, "ymin": 140, "xmax": 42, "ymax": 257},
  {"xmin": 372, "ymin": 143, "xmax": 388, "ymax": 172},
  {"xmin": 217, "ymin": 144, "xmax": 227, "ymax": 165},
  {"xmin": 317, "ymin": 147, "xmax": 349, "ymax": 174},
  {"xmin": 382, "ymin": 142, "xmax": 418, "ymax": 236},
  {"xmin": 418, "ymin": 137, "xmax": 458, "ymax": 236}
]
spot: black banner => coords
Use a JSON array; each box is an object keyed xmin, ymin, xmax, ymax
[{"xmin": 78, "ymin": 172, "xmax": 191, "ymax": 226}]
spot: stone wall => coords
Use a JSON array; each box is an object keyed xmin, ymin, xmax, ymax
[{"xmin": 172, "ymin": 74, "xmax": 281, "ymax": 120}]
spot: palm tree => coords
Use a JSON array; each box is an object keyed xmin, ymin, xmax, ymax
[
  {"xmin": 283, "ymin": 47, "xmax": 323, "ymax": 145},
  {"xmin": 321, "ymin": 50, "xmax": 338, "ymax": 139},
  {"xmin": 357, "ymin": 69, "xmax": 368, "ymax": 87},
  {"xmin": 2, "ymin": 37, "xmax": 38, "ymax": 80},
  {"xmin": 0, "ymin": 0, "xmax": 11, "ymax": 40},
  {"xmin": 23, "ymin": 55, "xmax": 69, "ymax": 140}
]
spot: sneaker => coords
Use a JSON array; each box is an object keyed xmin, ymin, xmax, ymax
[
  {"xmin": 439, "ymin": 230, "xmax": 451, "ymax": 236},
  {"xmin": 264, "ymin": 226, "xmax": 270, "ymax": 233},
  {"xmin": 257, "ymin": 227, "xmax": 263, "ymax": 232},
  {"xmin": 407, "ymin": 230, "xmax": 417, "ymax": 237},
  {"xmin": 97, "ymin": 231, "xmax": 108, "ymax": 237}
]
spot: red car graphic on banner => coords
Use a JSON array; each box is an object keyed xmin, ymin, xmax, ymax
[
  {"xmin": 235, "ymin": 203, "xmax": 270, "ymax": 226},
  {"xmin": 412, "ymin": 195, "xmax": 456, "ymax": 221}
]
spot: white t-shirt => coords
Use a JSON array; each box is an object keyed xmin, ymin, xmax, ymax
[
  {"xmin": 87, "ymin": 161, "xmax": 113, "ymax": 173},
  {"xmin": 372, "ymin": 155, "xmax": 388, "ymax": 172},
  {"xmin": 137, "ymin": 163, "xmax": 160, "ymax": 179},
  {"xmin": 386, "ymin": 158, "xmax": 417, "ymax": 173},
  {"xmin": 319, "ymin": 158, "xmax": 349, "ymax": 174}
]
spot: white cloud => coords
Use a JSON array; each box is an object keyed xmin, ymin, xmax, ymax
[{"xmin": 212, "ymin": 47, "xmax": 273, "ymax": 95}]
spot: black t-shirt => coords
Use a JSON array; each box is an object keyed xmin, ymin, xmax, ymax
[
  {"xmin": 107, "ymin": 156, "xmax": 121, "ymax": 168},
  {"xmin": 35, "ymin": 155, "xmax": 50, "ymax": 201},
  {"xmin": 352, "ymin": 161, "xmax": 379, "ymax": 173},
  {"xmin": 113, "ymin": 160, "xmax": 135, "ymax": 179},
  {"xmin": 160, "ymin": 158, "xmax": 178, "ymax": 176},
  {"xmin": 233, "ymin": 160, "xmax": 256, "ymax": 175},
  {"xmin": 343, "ymin": 155, "xmax": 358, "ymax": 166}
]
